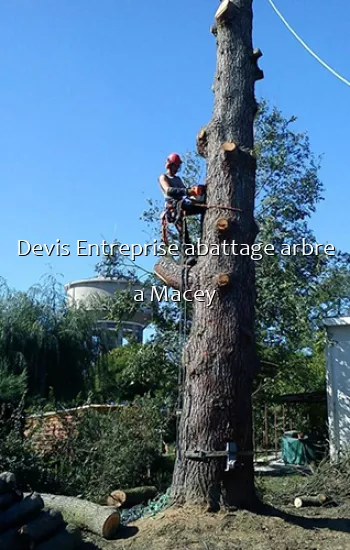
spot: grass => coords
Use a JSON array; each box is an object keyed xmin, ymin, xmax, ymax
[{"xmin": 256, "ymin": 472, "xmax": 309, "ymax": 506}]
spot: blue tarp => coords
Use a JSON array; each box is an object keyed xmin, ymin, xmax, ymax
[{"xmin": 281, "ymin": 435, "xmax": 316, "ymax": 465}]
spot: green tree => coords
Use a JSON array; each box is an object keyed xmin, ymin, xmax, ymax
[
  {"xmin": 0, "ymin": 275, "xmax": 102, "ymax": 403},
  {"xmin": 0, "ymin": 361, "xmax": 27, "ymax": 404},
  {"xmin": 142, "ymin": 100, "xmax": 350, "ymax": 403},
  {"xmin": 253, "ymin": 102, "xmax": 350, "ymax": 399},
  {"xmin": 93, "ymin": 342, "xmax": 177, "ymax": 404}
]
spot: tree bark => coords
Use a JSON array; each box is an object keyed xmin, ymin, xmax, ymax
[{"xmin": 165, "ymin": 0, "xmax": 261, "ymax": 510}]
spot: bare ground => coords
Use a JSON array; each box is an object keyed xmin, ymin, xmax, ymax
[{"xmin": 81, "ymin": 501, "xmax": 350, "ymax": 550}]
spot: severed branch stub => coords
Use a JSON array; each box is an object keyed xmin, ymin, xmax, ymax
[
  {"xmin": 221, "ymin": 142, "xmax": 257, "ymax": 168},
  {"xmin": 215, "ymin": 0, "xmax": 237, "ymax": 22},
  {"xmin": 221, "ymin": 142, "xmax": 238, "ymax": 161},
  {"xmin": 216, "ymin": 273, "xmax": 231, "ymax": 287},
  {"xmin": 251, "ymin": 48, "xmax": 263, "ymax": 61},
  {"xmin": 196, "ymin": 127, "xmax": 208, "ymax": 158},
  {"xmin": 251, "ymin": 47, "xmax": 264, "ymax": 81},
  {"xmin": 210, "ymin": 24, "xmax": 218, "ymax": 36},
  {"xmin": 216, "ymin": 218, "xmax": 230, "ymax": 232}
]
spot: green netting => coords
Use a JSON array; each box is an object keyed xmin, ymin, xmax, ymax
[
  {"xmin": 120, "ymin": 488, "xmax": 172, "ymax": 525},
  {"xmin": 281, "ymin": 436, "xmax": 316, "ymax": 465},
  {"xmin": 142, "ymin": 488, "xmax": 172, "ymax": 517}
]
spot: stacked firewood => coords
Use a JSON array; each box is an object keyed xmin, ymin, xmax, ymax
[{"xmin": 0, "ymin": 473, "xmax": 81, "ymax": 549}]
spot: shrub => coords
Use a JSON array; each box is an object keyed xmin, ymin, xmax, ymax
[{"xmin": 1, "ymin": 398, "xmax": 172, "ymax": 501}]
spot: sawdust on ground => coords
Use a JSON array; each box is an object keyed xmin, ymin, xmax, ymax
[{"xmin": 82, "ymin": 502, "xmax": 350, "ymax": 550}]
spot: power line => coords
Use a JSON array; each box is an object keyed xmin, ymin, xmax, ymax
[{"xmin": 267, "ymin": 0, "xmax": 350, "ymax": 88}]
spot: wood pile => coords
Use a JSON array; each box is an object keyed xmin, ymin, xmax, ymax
[{"xmin": 0, "ymin": 472, "xmax": 81, "ymax": 549}]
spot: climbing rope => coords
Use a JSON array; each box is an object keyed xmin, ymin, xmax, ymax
[
  {"xmin": 267, "ymin": 0, "xmax": 350, "ymax": 88},
  {"xmin": 175, "ymin": 213, "xmax": 189, "ymax": 462}
]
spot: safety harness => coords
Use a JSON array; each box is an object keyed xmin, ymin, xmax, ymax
[{"xmin": 161, "ymin": 186, "xmax": 206, "ymax": 246}]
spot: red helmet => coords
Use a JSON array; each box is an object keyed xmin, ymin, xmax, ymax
[{"xmin": 167, "ymin": 153, "xmax": 182, "ymax": 167}]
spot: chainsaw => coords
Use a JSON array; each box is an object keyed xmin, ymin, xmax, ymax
[{"xmin": 188, "ymin": 184, "xmax": 206, "ymax": 204}]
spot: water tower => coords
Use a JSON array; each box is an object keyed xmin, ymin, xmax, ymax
[{"xmin": 64, "ymin": 276, "xmax": 152, "ymax": 348}]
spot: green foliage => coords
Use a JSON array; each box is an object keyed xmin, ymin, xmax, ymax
[
  {"xmin": 49, "ymin": 401, "xmax": 167, "ymax": 499},
  {"xmin": 102, "ymin": 286, "xmax": 144, "ymax": 332},
  {"xmin": 255, "ymin": 101, "xmax": 323, "ymax": 225},
  {"xmin": 0, "ymin": 361, "xmax": 27, "ymax": 404},
  {"xmin": 90, "ymin": 341, "xmax": 178, "ymax": 406},
  {"xmin": 1, "ymin": 400, "xmax": 170, "ymax": 499},
  {"xmin": 94, "ymin": 239, "xmax": 138, "ymax": 280},
  {"xmin": 259, "ymin": 452, "xmax": 350, "ymax": 508},
  {"xmin": 141, "ymin": 100, "xmax": 350, "ymax": 405},
  {"xmin": 253, "ymin": 101, "xmax": 350, "ymax": 400},
  {"xmin": 0, "ymin": 275, "xmax": 102, "ymax": 403},
  {"xmin": 0, "ymin": 398, "xmax": 48, "ymax": 490}
]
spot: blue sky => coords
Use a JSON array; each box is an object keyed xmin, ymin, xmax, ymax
[{"xmin": 1, "ymin": 0, "xmax": 349, "ymax": 292}]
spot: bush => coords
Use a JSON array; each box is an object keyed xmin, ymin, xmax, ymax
[
  {"xmin": 1, "ymin": 398, "xmax": 173, "ymax": 501},
  {"xmin": 0, "ymin": 401, "xmax": 48, "ymax": 490},
  {"xmin": 90, "ymin": 341, "xmax": 178, "ymax": 405},
  {"xmin": 0, "ymin": 275, "xmax": 102, "ymax": 403},
  {"xmin": 0, "ymin": 361, "xmax": 27, "ymax": 404},
  {"xmin": 299, "ymin": 452, "xmax": 350, "ymax": 505}
]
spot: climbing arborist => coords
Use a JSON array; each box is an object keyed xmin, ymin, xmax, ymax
[{"xmin": 159, "ymin": 153, "xmax": 206, "ymax": 249}]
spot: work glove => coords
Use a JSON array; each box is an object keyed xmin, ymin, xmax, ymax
[{"xmin": 166, "ymin": 187, "xmax": 188, "ymax": 199}]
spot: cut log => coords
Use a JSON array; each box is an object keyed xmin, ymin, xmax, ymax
[
  {"xmin": 0, "ymin": 490, "xmax": 23, "ymax": 511},
  {"xmin": 0, "ymin": 528, "xmax": 23, "ymax": 550},
  {"xmin": 107, "ymin": 486, "xmax": 158, "ymax": 508},
  {"xmin": 154, "ymin": 256, "xmax": 195, "ymax": 291},
  {"xmin": 294, "ymin": 494, "xmax": 329, "ymax": 508},
  {"xmin": 34, "ymin": 494, "xmax": 120, "ymax": 540},
  {"xmin": 35, "ymin": 524, "xmax": 81, "ymax": 550},
  {"xmin": 18, "ymin": 509, "xmax": 64, "ymax": 545},
  {"xmin": 0, "ymin": 472, "xmax": 17, "ymax": 494},
  {"xmin": 0, "ymin": 493, "xmax": 44, "ymax": 533}
]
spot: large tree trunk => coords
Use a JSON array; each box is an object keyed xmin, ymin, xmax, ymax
[{"xmin": 159, "ymin": 0, "xmax": 262, "ymax": 510}]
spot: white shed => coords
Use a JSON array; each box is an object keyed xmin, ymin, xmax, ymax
[{"xmin": 325, "ymin": 317, "xmax": 350, "ymax": 460}]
